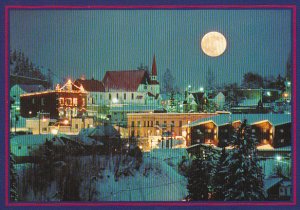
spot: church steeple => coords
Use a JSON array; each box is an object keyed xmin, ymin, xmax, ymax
[
  {"xmin": 149, "ymin": 54, "xmax": 160, "ymax": 95},
  {"xmin": 152, "ymin": 54, "xmax": 157, "ymax": 77}
]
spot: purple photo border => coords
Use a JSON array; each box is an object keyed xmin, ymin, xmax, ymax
[{"xmin": 4, "ymin": 4, "xmax": 297, "ymax": 207}]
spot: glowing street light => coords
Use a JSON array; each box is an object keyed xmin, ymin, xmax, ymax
[
  {"xmin": 112, "ymin": 98, "xmax": 118, "ymax": 104},
  {"xmin": 276, "ymin": 155, "xmax": 282, "ymax": 161},
  {"xmin": 199, "ymin": 87, "xmax": 204, "ymax": 92},
  {"xmin": 51, "ymin": 128, "xmax": 58, "ymax": 135}
]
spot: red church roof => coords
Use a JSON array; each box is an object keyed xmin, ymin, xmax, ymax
[
  {"xmin": 102, "ymin": 70, "xmax": 149, "ymax": 91},
  {"xmin": 74, "ymin": 78, "xmax": 105, "ymax": 92}
]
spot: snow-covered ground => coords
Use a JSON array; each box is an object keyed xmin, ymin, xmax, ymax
[
  {"xmin": 95, "ymin": 149, "xmax": 188, "ymax": 201},
  {"xmin": 15, "ymin": 148, "xmax": 188, "ymax": 201}
]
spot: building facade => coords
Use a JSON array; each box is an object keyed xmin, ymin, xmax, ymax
[
  {"xmin": 20, "ymin": 80, "xmax": 87, "ymax": 119},
  {"xmin": 183, "ymin": 114, "xmax": 291, "ymax": 148},
  {"xmin": 127, "ymin": 112, "xmax": 217, "ymax": 139}
]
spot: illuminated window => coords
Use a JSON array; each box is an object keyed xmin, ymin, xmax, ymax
[
  {"xmin": 73, "ymin": 98, "xmax": 78, "ymax": 106},
  {"xmin": 59, "ymin": 109, "xmax": 64, "ymax": 117},
  {"xmin": 280, "ymin": 139, "xmax": 285, "ymax": 143},
  {"xmin": 224, "ymin": 129, "xmax": 228, "ymax": 133},
  {"xmin": 252, "ymin": 129, "xmax": 256, "ymax": 133},
  {"xmin": 65, "ymin": 98, "xmax": 72, "ymax": 106},
  {"xmin": 59, "ymin": 98, "xmax": 64, "ymax": 106},
  {"xmin": 32, "ymin": 98, "xmax": 35, "ymax": 104},
  {"xmin": 207, "ymin": 129, "xmax": 211, "ymax": 133},
  {"xmin": 280, "ymin": 129, "xmax": 284, "ymax": 133},
  {"xmin": 82, "ymin": 98, "xmax": 85, "ymax": 106}
]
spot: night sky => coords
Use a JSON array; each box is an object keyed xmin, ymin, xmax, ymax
[{"xmin": 10, "ymin": 9, "xmax": 291, "ymax": 90}]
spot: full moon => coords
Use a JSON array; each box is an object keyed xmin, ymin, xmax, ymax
[{"xmin": 201, "ymin": 31, "xmax": 227, "ymax": 57}]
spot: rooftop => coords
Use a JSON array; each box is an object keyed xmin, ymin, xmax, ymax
[{"xmin": 183, "ymin": 113, "xmax": 291, "ymax": 128}]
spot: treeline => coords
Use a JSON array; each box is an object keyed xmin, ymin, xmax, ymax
[{"xmin": 10, "ymin": 49, "xmax": 52, "ymax": 87}]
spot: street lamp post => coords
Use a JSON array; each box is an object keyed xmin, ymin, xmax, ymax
[
  {"xmin": 170, "ymin": 123, "xmax": 174, "ymax": 149},
  {"xmin": 38, "ymin": 111, "xmax": 41, "ymax": 135}
]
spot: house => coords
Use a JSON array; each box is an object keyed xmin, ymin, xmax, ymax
[
  {"xmin": 183, "ymin": 114, "xmax": 291, "ymax": 148},
  {"xmin": 207, "ymin": 92, "xmax": 225, "ymax": 110},
  {"xmin": 101, "ymin": 55, "xmax": 160, "ymax": 106},
  {"xmin": 73, "ymin": 56, "xmax": 161, "ymax": 120},
  {"xmin": 20, "ymin": 80, "xmax": 87, "ymax": 119},
  {"xmin": 160, "ymin": 93, "xmax": 185, "ymax": 113},
  {"xmin": 73, "ymin": 77, "xmax": 106, "ymax": 117},
  {"xmin": 184, "ymin": 92, "xmax": 208, "ymax": 112},
  {"xmin": 264, "ymin": 175, "xmax": 291, "ymax": 200},
  {"xmin": 10, "ymin": 84, "xmax": 46, "ymax": 128},
  {"xmin": 10, "ymin": 84, "xmax": 46, "ymax": 106}
]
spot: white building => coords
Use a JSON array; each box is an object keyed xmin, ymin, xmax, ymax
[{"xmin": 74, "ymin": 55, "xmax": 161, "ymax": 119}]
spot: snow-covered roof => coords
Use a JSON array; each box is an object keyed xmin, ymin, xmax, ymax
[
  {"xmin": 10, "ymin": 134, "xmax": 65, "ymax": 146},
  {"xmin": 257, "ymin": 144, "xmax": 274, "ymax": 150},
  {"xmin": 281, "ymin": 181, "xmax": 291, "ymax": 187},
  {"xmin": 183, "ymin": 114, "xmax": 291, "ymax": 128},
  {"xmin": 110, "ymin": 104, "xmax": 164, "ymax": 112},
  {"xmin": 78, "ymin": 125, "xmax": 120, "ymax": 145},
  {"xmin": 264, "ymin": 177, "xmax": 283, "ymax": 191},
  {"xmin": 238, "ymin": 98, "xmax": 260, "ymax": 107}
]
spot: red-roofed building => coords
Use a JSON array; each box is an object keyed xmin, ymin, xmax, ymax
[
  {"xmin": 73, "ymin": 78, "xmax": 107, "ymax": 117},
  {"xmin": 101, "ymin": 55, "xmax": 160, "ymax": 106},
  {"xmin": 73, "ymin": 55, "xmax": 161, "ymax": 120}
]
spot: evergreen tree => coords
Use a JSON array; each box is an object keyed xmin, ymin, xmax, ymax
[
  {"xmin": 212, "ymin": 147, "xmax": 227, "ymax": 200},
  {"xmin": 162, "ymin": 68, "xmax": 175, "ymax": 94},
  {"xmin": 224, "ymin": 120, "xmax": 265, "ymax": 201},
  {"xmin": 10, "ymin": 154, "xmax": 19, "ymax": 201},
  {"xmin": 187, "ymin": 156, "xmax": 209, "ymax": 200}
]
